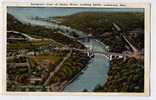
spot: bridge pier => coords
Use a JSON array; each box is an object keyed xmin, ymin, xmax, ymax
[
  {"xmin": 87, "ymin": 49, "xmax": 94, "ymax": 58},
  {"xmin": 109, "ymin": 55, "xmax": 112, "ymax": 60}
]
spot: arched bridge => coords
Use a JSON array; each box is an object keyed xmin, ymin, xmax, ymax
[{"xmin": 56, "ymin": 47, "xmax": 128, "ymax": 60}]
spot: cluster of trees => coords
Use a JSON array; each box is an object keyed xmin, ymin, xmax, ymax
[
  {"xmin": 7, "ymin": 64, "xmax": 29, "ymax": 91},
  {"xmin": 59, "ymin": 12, "xmax": 144, "ymax": 35},
  {"xmin": 94, "ymin": 57, "xmax": 144, "ymax": 92},
  {"xmin": 127, "ymin": 30, "xmax": 144, "ymax": 50},
  {"xmin": 100, "ymin": 32, "xmax": 128, "ymax": 53}
]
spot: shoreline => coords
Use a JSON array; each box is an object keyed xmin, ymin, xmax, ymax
[{"xmin": 61, "ymin": 56, "xmax": 92, "ymax": 91}]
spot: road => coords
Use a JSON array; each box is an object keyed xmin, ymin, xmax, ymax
[
  {"xmin": 121, "ymin": 34, "xmax": 138, "ymax": 52},
  {"xmin": 7, "ymin": 31, "xmax": 41, "ymax": 42},
  {"xmin": 112, "ymin": 23, "xmax": 138, "ymax": 52},
  {"xmin": 43, "ymin": 49, "xmax": 72, "ymax": 86}
]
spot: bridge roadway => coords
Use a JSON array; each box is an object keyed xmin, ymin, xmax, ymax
[
  {"xmin": 7, "ymin": 47, "xmax": 127, "ymax": 61},
  {"xmin": 7, "ymin": 29, "xmax": 128, "ymax": 60}
]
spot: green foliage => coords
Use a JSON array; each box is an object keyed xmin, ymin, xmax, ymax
[
  {"xmin": 58, "ymin": 12, "xmax": 144, "ymax": 53},
  {"xmin": 94, "ymin": 57, "xmax": 144, "ymax": 92},
  {"xmin": 60, "ymin": 12, "xmax": 144, "ymax": 34}
]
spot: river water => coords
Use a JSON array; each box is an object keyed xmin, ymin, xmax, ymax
[
  {"xmin": 64, "ymin": 39, "xmax": 110, "ymax": 92},
  {"xmin": 7, "ymin": 7, "xmax": 142, "ymax": 92}
]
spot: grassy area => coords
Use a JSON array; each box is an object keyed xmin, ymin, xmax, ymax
[
  {"xmin": 7, "ymin": 38, "xmax": 65, "ymax": 51},
  {"xmin": 7, "ymin": 40, "xmax": 51, "ymax": 49},
  {"xmin": 31, "ymin": 55, "xmax": 61, "ymax": 66}
]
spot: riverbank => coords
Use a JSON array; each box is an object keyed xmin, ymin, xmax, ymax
[
  {"xmin": 94, "ymin": 57, "xmax": 144, "ymax": 92},
  {"xmin": 61, "ymin": 57, "xmax": 91, "ymax": 91}
]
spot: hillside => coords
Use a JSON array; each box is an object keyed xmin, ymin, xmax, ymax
[
  {"xmin": 58, "ymin": 12, "xmax": 144, "ymax": 34},
  {"xmin": 56, "ymin": 12, "xmax": 144, "ymax": 52},
  {"xmin": 7, "ymin": 13, "xmax": 85, "ymax": 49},
  {"xmin": 94, "ymin": 58, "xmax": 144, "ymax": 92}
]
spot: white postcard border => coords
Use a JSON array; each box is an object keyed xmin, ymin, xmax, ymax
[{"xmin": 1, "ymin": 1, "xmax": 151, "ymax": 96}]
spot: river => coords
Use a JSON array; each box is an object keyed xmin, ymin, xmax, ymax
[
  {"xmin": 8, "ymin": 7, "xmax": 140, "ymax": 92},
  {"xmin": 64, "ymin": 39, "xmax": 110, "ymax": 92}
]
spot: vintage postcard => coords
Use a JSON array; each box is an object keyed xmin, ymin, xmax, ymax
[{"xmin": 1, "ymin": 2, "xmax": 150, "ymax": 96}]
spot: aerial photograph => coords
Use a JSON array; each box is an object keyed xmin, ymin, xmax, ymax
[{"xmin": 7, "ymin": 7, "xmax": 144, "ymax": 92}]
